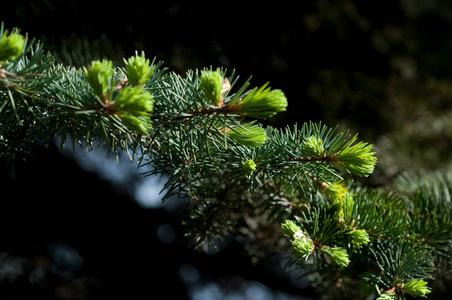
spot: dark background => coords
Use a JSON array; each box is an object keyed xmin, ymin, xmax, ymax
[{"xmin": 2, "ymin": 1, "xmax": 452, "ymax": 299}]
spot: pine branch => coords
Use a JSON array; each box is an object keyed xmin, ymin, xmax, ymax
[{"xmin": 3, "ymin": 23, "xmax": 451, "ymax": 299}]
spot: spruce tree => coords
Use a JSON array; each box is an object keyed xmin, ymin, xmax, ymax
[{"xmin": 1, "ymin": 23, "xmax": 451, "ymax": 299}]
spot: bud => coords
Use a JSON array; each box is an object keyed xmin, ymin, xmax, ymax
[
  {"xmin": 224, "ymin": 122, "xmax": 266, "ymax": 147},
  {"xmin": 325, "ymin": 181, "xmax": 354, "ymax": 218},
  {"xmin": 114, "ymin": 86, "xmax": 154, "ymax": 115},
  {"xmin": 200, "ymin": 69, "xmax": 223, "ymax": 106},
  {"xmin": 323, "ymin": 181, "xmax": 348, "ymax": 201},
  {"xmin": 281, "ymin": 220, "xmax": 302, "ymax": 237},
  {"xmin": 334, "ymin": 137, "xmax": 377, "ymax": 177},
  {"xmin": 320, "ymin": 246, "xmax": 350, "ymax": 267},
  {"xmin": 291, "ymin": 233, "xmax": 315, "ymax": 261},
  {"xmin": 0, "ymin": 30, "xmax": 25, "ymax": 63},
  {"xmin": 113, "ymin": 86, "xmax": 154, "ymax": 134},
  {"xmin": 282, "ymin": 220, "xmax": 315, "ymax": 261},
  {"xmin": 348, "ymin": 229, "xmax": 370, "ymax": 248},
  {"xmin": 242, "ymin": 159, "xmax": 256, "ymax": 176},
  {"xmin": 119, "ymin": 114, "xmax": 152, "ymax": 135},
  {"xmin": 303, "ymin": 135, "xmax": 324, "ymax": 157},
  {"xmin": 229, "ymin": 83, "xmax": 287, "ymax": 119},
  {"xmin": 401, "ymin": 279, "xmax": 431, "ymax": 298},
  {"xmin": 83, "ymin": 60, "xmax": 114, "ymax": 98},
  {"xmin": 123, "ymin": 52, "xmax": 155, "ymax": 86}
]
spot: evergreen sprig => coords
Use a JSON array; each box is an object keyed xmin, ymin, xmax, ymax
[
  {"xmin": 361, "ymin": 240, "xmax": 434, "ymax": 299},
  {"xmin": 2, "ymin": 23, "xmax": 451, "ymax": 299},
  {"xmin": 123, "ymin": 51, "xmax": 155, "ymax": 86},
  {"xmin": 0, "ymin": 26, "xmax": 25, "ymax": 63}
]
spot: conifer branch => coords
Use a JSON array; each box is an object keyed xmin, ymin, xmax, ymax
[{"xmin": 2, "ymin": 23, "xmax": 450, "ymax": 299}]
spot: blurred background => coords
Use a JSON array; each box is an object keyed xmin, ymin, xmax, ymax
[{"xmin": 2, "ymin": 1, "xmax": 452, "ymax": 299}]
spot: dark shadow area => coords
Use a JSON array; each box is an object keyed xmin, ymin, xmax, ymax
[{"xmin": 1, "ymin": 144, "xmax": 315, "ymax": 299}]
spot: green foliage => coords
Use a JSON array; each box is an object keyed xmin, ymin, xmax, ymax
[
  {"xmin": 123, "ymin": 51, "xmax": 155, "ymax": 86},
  {"xmin": 83, "ymin": 59, "xmax": 114, "ymax": 99},
  {"xmin": 1, "ymin": 22, "xmax": 451, "ymax": 300},
  {"xmin": 228, "ymin": 83, "xmax": 288, "ymax": 119},
  {"xmin": 402, "ymin": 279, "xmax": 431, "ymax": 298},
  {"xmin": 241, "ymin": 159, "xmax": 256, "ymax": 176},
  {"xmin": 323, "ymin": 180, "xmax": 349, "ymax": 203},
  {"xmin": 320, "ymin": 246, "xmax": 350, "ymax": 267},
  {"xmin": 281, "ymin": 220, "xmax": 315, "ymax": 261},
  {"xmin": 0, "ymin": 26, "xmax": 25, "ymax": 63},
  {"xmin": 335, "ymin": 135, "xmax": 377, "ymax": 177},
  {"xmin": 114, "ymin": 86, "xmax": 153, "ymax": 114},
  {"xmin": 200, "ymin": 68, "xmax": 223, "ymax": 106},
  {"xmin": 347, "ymin": 229, "xmax": 370, "ymax": 248},
  {"xmin": 360, "ymin": 239, "xmax": 434, "ymax": 298},
  {"xmin": 302, "ymin": 135, "xmax": 324, "ymax": 157},
  {"xmin": 223, "ymin": 122, "xmax": 267, "ymax": 147},
  {"xmin": 113, "ymin": 86, "xmax": 154, "ymax": 134}
]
